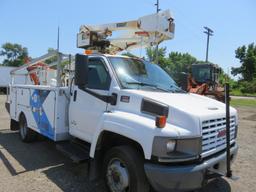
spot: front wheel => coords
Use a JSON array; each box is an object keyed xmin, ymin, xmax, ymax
[{"xmin": 103, "ymin": 145, "xmax": 150, "ymax": 192}]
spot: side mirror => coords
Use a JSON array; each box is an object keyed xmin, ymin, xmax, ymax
[{"xmin": 74, "ymin": 54, "xmax": 88, "ymax": 88}]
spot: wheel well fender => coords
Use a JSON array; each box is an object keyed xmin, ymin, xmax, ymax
[
  {"xmin": 18, "ymin": 111, "xmax": 26, "ymax": 122},
  {"xmin": 89, "ymin": 112, "xmax": 156, "ymax": 160},
  {"xmin": 95, "ymin": 130, "xmax": 145, "ymax": 158}
]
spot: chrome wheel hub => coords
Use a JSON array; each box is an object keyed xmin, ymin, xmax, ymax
[{"xmin": 107, "ymin": 159, "xmax": 129, "ymax": 192}]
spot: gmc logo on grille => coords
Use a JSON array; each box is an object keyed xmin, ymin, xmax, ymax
[{"xmin": 217, "ymin": 129, "xmax": 226, "ymax": 138}]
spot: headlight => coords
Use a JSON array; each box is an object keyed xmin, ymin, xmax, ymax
[
  {"xmin": 166, "ymin": 140, "xmax": 176, "ymax": 152},
  {"xmin": 152, "ymin": 137, "xmax": 202, "ymax": 162}
]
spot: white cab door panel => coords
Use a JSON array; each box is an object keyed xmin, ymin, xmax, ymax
[{"xmin": 69, "ymin": 57, "xmax": 111, "ymax": 142}]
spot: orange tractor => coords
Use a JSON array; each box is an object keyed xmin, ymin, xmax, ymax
[
  {"xmin": 178, "ymin": 63, "xmax": 225, "ymax": 102},
  {"xmin": 188, "ymin": 63, "xmax": 225, "ymax": 102}
]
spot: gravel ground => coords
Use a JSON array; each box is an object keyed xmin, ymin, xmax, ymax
[{"xmin": 0, "ymin": 95, "xmax": 255, "ymax": 192}]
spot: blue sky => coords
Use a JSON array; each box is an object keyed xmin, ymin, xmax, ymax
[{"xmin": 0, "ymin": 0, "xmax": 255, "ymax": 75}]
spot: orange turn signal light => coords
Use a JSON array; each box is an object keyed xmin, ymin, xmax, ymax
[
  {"xmin": 84, "ymin": 50, "xmax": 93, "ymax": 55},
  {"xmin": 155, "ymin": 116, "xmax": 167, "ymax": 128}
]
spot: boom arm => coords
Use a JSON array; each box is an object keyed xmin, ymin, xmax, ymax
[{"xmin": 77, "ymin": 10, "xmax": 175, "ymax": 54}]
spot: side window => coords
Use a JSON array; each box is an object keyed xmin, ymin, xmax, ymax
[{"xmin": 87, "ymin": 58, "xmax": 111, "ymax": 90}]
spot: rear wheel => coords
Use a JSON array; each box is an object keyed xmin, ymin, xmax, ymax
[
  {"xmin": 19, "ymin": 114, "xmax": 36, "ymax": 142},
  {"xmin": 103, "ymin": 145, "xmax": 150, "ymax": 192}
]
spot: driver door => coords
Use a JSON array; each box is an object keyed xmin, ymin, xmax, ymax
[{"xmin": 69, "ymin": 57, "xmax": 111, "ymax": 142}]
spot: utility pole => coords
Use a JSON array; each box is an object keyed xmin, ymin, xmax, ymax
[
  {"xmin": 56, "ymin": 26, "xmax": 62, "ymax": 87},
  {"xmin": 155, "ymin": 0, "xmax": 160, "ymax": 64},
  {"xmin": 204, "ymin": 26, "xmax": 213, "ymax": 62},
  {"xmin": 57, "ymin": 26, "xmax": 60, "ymax": 52}
]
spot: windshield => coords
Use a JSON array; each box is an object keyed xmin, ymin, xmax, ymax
[{"xmin": 108, "ymin": 57, "xmax": 184, "ymax": 93}]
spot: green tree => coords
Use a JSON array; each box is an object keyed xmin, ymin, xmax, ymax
[
  {"xmin": 145, "ymin": 47, "xmax": 198, "ymax": 74},
  {"xmin": 44, "ymin": 48, "xmax": 71, "ymax": 69},
  {"xmin": 165, "ymin": 52, "xmax": 197, "ymax": 74},
  {"xmin": 121, "ymin": 52, "xmax": 137, "ymax": 58},
  {"xmin": 0, "ymin": 42, "xmax": 29, "ymax": 66},
  {"xmin": 45, "ymin": 48, "xmax": 58, "ymax": 64},
  {"xmin": 231, "ymin": 43, "xmax": 256, "ymax": 81},
  {"xmin": 146, "ymin": 47, "xmax": 167, "ymax": 67}
]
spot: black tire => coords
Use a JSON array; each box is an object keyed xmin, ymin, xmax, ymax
[
  {"xmin": 19, "ymin": 114, "xmax": 36, "ymax": 142},
  {"xmin": 10, "ymin": 119, "xmax": 19, "ymax": 131},
  {"xmin": 103, "ymin": 145, "xmax": 150, "ymax": 192}
]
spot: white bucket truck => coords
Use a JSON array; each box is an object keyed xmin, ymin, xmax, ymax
[{"xmin": 6, "ymin": 10, "xmax": 238, "ymax": 192}]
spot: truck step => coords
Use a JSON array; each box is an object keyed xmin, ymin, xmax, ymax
[{"xmin": 56, "ymin": 141, "xmax": 90, "ymax": 163}]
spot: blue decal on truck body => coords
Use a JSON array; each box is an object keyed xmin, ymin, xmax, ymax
[{"xmin": 30, "ymin": 89, "xmax": 54, "ymax": 139}]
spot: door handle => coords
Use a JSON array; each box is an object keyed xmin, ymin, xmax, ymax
[{"xmin": 73, "ymin": 90, "xmax": 77, "ymax": 102}]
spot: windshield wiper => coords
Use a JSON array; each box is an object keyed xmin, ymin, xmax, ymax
[{"xmin": 126, "ymin": 82, "xmax": 170, "ymax": 92}]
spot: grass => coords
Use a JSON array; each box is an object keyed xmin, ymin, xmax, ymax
[
  {"xmin": 230, "ymin": 89, "xmax": 256, "ymax": 97},
  {"xmin": 231, "ymin": 99, "xmax": 256, "ymax": 107}
]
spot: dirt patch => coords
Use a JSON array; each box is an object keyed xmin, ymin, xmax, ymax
[{"xmin": 243, "ymin": 114, "xmax": 256, "ymax": 121}]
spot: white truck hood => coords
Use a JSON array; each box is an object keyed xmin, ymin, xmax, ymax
[{"xmin": 123, "ymin": 90, "xmax": 237, "ymax": 137}]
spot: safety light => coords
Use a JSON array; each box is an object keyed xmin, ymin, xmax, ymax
[
  {"xmin": 84, "ymin": 50, "xmax": 93, "ymax": 55},
  {"xmin": 135, "ymin": 31, "xmax": 149, "ymax": 37},
  {"xmin": 155, "ymin": 116, "xmax": 166, "ymax": 128}
]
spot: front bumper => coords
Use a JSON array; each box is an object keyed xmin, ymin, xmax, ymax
[{"xmin": 144, "ymin": 144, "xmax": 238, "ymax": 192}]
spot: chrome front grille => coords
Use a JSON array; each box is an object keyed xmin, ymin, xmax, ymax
[{"xmin": 202, "ymin": 116, "xmax": 236, "ymax": 156}]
